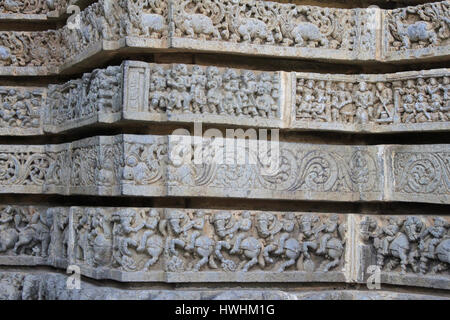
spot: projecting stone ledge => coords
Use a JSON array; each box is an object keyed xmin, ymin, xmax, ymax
[
  {"xmin": 0, "ymin": 134, "xmax": 448, "ymax": 205},
  {"xmin": 1, "ymin": 272, "xmax": 448, "ymax": 300},
  {"xmin": 0, "ymin": 1, "xmax": 449, "ymax": 75},
  {"xmin": 2, "ymin": 62, "xmax": 449, "ymax": 136},
  {"xmin": 0, "ymin": 206, "xmax": 448, "ymax": 290}
]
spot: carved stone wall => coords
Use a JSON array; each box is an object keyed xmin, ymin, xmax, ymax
[
  {"xmin": 0, "ymin": 134, "xmax": 448, "ymax": 205},
  {"xmin": 0, "ymin": 0, "xmax": 449, "ymax": 300},
  {"xmin": 0, "ymin": 1, "xmax": 449, "ymax": 76},
  {"xmin": 1, "ymin": 62, "xmax": 449, "ymax": 135},
  {"xmin": 0, "ymin": 205, "xmax": 448, "ymax": 290}
]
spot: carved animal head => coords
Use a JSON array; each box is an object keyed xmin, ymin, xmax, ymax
[
  {"xmin": 403, "ymin": 216, "xmax": 423, "ymax": 242},
  {"xmin": 210, "ymin": 211, "xmax": 232, "ymax": 235},
  {"xmin": 256, "ymin": 212, "xmax": 275, "ymax": 237},
  {"xmin": 298, "ymin": 214, "xmax": 319, "ymax": 236},
  {"xmin": 165, "ymin": 209, "xmax": 188, "ymax": 234}
]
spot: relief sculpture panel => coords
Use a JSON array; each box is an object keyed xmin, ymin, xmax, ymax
[
  {"xmin": 0, "ymin": 206, "xmax": 69, "ymax": 268},
  {"xmin": 1, "ymin": 205, "xmax": 448, "ymax": 289},
  {"xmin": 171, "ymin": 0, "xmax": 359, "ymax": 61},
  {"xmin": 383, "ymin": 1, "xmax": 450, "ymax": 61},
  {"xmin": 123, "ymin": 61, "xmax": 284, "ymax": 128},
  {"xmin": 2, "ymin": 1, "xmax": 449, "ymax": 75},
  {"xmin": 2, "ymin": 62, "xmax": 448, "ymax": 136},
  {"xmin": 385, "ymin": 144, "xmax": 450, "ymax": 204},
  {"xmin": 358, "ymin": 215, "xmax": 450, "ymax": 290},
  {"xmin": 0, "ymin": 135, "xmax": 448, "ymax": 205},
  {"xmin": 293, "ymin": 69, "xmax": 450, "ymax": 132}
]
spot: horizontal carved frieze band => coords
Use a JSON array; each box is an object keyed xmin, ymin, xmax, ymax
[
  {"xmin": 2, "ymin": 61, "xmax": 449, "ymax": 135},
  {"xmin": 0, "ymin": 205, "xmax": 448, "ymax": 289},
  {"xmin": 0, "ymin": 0, "xmax": 91, "ymax": 20},
  {"xmin": 0, "ymin": 0, "xmax": 449, "ymax": 75},
  {"xmin": 0, "ymin": 135, "xmax": 448, "ymax": 204}
]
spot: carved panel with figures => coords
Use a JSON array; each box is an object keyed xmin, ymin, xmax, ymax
[
  {"xmin": 69, "ymin": 207, "xmax": 350, "ymax": 282},
  {"xmin": 358, "ymin": 214, "xmax": 450, "ymax": 290}
]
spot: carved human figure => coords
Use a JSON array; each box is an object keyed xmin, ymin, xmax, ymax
[
  {"xmin": 298, "ymin": 214, "xmax": 319, "ymax": 260},
  {"xmin": 379, "ymin": 217, "xmax": 402, "ymax": 256},
  {"xmin": 354, "ymin": 81, "xmax": 374, "ymax": 124},
  {"xmin": 377, "ymin": 216, "xmax": 423, "ymax": 273},
  {"xmin": 111, "ymin": 209, "xmax": 143, "ymax": 271},
  {"xmin": 264, "ymin": 213, "xmax": 301, "ymax": 272},
  {"xmin": 75, "ymin": 210, "xmax": 91, "ymax": 263},
  {"xmin": 206, "ymin": 66, "xmax": 224, "ymax": 114},
  {"xmin": 255, "ymin": 73, "xmax": 276, "ymax": 118},
  {"xmin": 165, "ymin": 209, "xmax": 215, "ymax": 271},
  {"xmin": 317, "ymin": 215, "xmax": 339, "ymax": 254},
  {"xmin": 398, "ymin": 79, "xmax": 417, "ymax": 123},
  {"xmin": 136, "ymin": 209, "xmax": 161, "ymax": 252},
  {"xmin": 14, "ymin": 208, "xmax": 52, "ymax": 258},
  {"xmin": 312, "ymin": 80, "xmax": 328, "ymax": 121},
  {"xmin": 315, "ymin": 214, "xmax": 345, "ymax": 271},
  {"xmin": 97, "ymin": 66, "xmax": 121, "ymax": 113},
  {"xmin": 419, "ymin": 217, "xmax": 448, "ymax": 260},
  {"xmin": 240, "ymin": 71, "xmax": 258, "ymax": 117},
  {"xmin": 190, "ymin": 65, "xmax": 207, "ymax": 113},
  {"xmin": 211, "ymin": 211, "xmax": 239, "ymax": 271},
  {"xmin": 185, "ymin": 230, "xmax": 216, "ymax": 271},
  {"xmin": 54, "ymin": 209, "xmax": 69, "ymax": 259},
  {"xmin": 414, "ymin": 92, "xmax": 432, "ymax": 122},
  {"xmin": 223, "ymin": 211, "xmax": 264, "ymax": 272},
  {"xmin": 131, "ymin": 208, "xmax": 164, "ymax": 270},
  {"xmin": 149, "ymin": 65, "xmax": 167, "ymax": 113},
  {"xmin": 222, "ymin": 69, "xmax": 242, "ymax": 115},
  {"xmin": 296, "ymin": 79, "xmax": 315, "ymax": 120},
  {"xmin": 375, "ymin": 82, "xmax": 394, "ymax": 123},
  {"xmin": 0, "ymin": 206, "xmax": 22, "ymax": 253},
  {"xmin": 330, "ymin": 81, "xmax": 352, "ymax": 122},
  {"xmin": 167, "ymin": 64, "xmax": 192, "ymax": 113},
  {"xmin": 89, "ymin": 209, "xmax": 113, "ymax": 267}
]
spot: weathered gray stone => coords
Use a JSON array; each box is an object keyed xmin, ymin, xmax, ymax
[
  {"xmin": 357, "ymin": 214, "xmax": 450, "ymax": 290},
  {"xmin": 0, "ymin": 0, "xmax": 88, "ymax": 21},
  {"xmin": 0, "ymin": 271, "xmax": 448, "ymax": 300},
  {"xmin": 0, "ymin": 206, "xmax": 449, "ymax": 290},
  {"xmin": 0, "ymin": 135, "xmax": 448, "ymax": 204},
  {"xmin": 3, "ymin": 62, "xmax": 449, "ymax": 136},
  {"xmin": 0, "ymin": 1, "xmax": 449, "ymax": 76},
  {"xmin": 0, "ymin": 0, "xmax": 448, "ymax": 302}
]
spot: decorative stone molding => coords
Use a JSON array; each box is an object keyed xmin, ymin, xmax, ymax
[
  {"xmin": 0, "ymin": 0, "xmax": 91, "ymax": 21},
  {"xmin": 385, "ymin": 144, "xmax": 450, "ymax": 205},
  {"xmin": 382, "ymin": 1, "xmax": 450, "ymax": 62},
  {"xmin": 357, "ymin": 214, "xmax": 450, "ymax": 290},
  {"xmin": 293, "ymin": 68, "xmax": 450, "ymax": 133},
  {"xmin": 0, "ymin": 134, "xmax": 448, "ymax": 204},
  {"xmin": 2, "ymin": 272, "xmax": 448, "ymax": 300},
  {"xmin": 0, "ymin": 1, "xmax": 448, "ymax": 75},
  {"xmin": 0, "ymin": 205, "xmax": 448, "ymax": 289},
  {"xmin": 2, "ymin": 62, "xmax": 449, "ymax": 135}
]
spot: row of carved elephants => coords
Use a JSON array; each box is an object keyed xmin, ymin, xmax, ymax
[
  {"xmin": 0, "ymin": 0, "xmax": 449, "ymax": 75},
  {"xmin": 0, "ymin": 61, "xmax": 449, "ymax": 136},
  {"xmin": 0, "ymin": 134, "xmax": 448, "ymax": 204},
  {"xmin": 0, "ymin": 205, "xmax": 448, "ymax": 289},
  {"xmin": 0, "ymin": 0, "xmax": 435, "ymax": 17}
]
